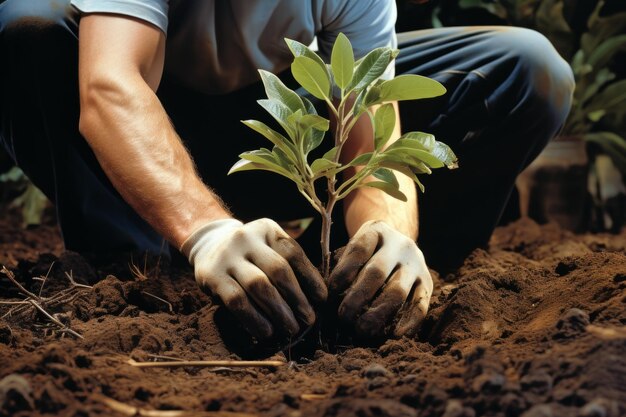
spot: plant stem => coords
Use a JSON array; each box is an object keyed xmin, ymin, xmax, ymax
[{"xmin": 320, "ymin": 197, "xmax": 335, "ymax": 280}]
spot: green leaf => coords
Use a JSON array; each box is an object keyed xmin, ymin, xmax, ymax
[
  {"xmin": 378, "ymin": 75, "xmax": 446, "ymax": 102},
  {"xmin": 257, "ymin": 99, "xmax": 297, "ymax": 140},
  {"xmin": 291, "ymin": 56, "xmax": 331, "ymax": 100},
  {"xmin": 386, "ymin": 133, "xmax": 457, "ymax": 168},
  {"xmin": 373, "ymin": 103, "xmax": 396, "ymax": 150},
  {"xmin": 363, "ymin": 181, "xmax": 407, "ymax": 201},
  {"xmin": 322, "ymin": 146, "xmax": 339, "ymax": 161},
  {"xmin": 285, "ymin": 38, "xmax": 328, "ymax": 72},
  {"xmin": 583, "ymin": 8, "xmax": 626, "ymax": 54},
  {"xmin": 363, "ymin": 85, "xmax": 382, "ymax": 108},
  {"xmin": 389, "ymin": 132, "xmax": 437, "ymax": 152},
  {"xmin": 241, "ymin": 120, "xmax": 299, "ymax": 162},
  {"xmin": 301, "ymin": 96, "xmax": 319, "ymax": 115},
  {"xmin": 588, "ymin": 110, "xmax": 606, "ymax": 122},
  {"xmin": 584, "ymin": 131, "xmax": 626, "ymax": 156},
  {"xmin": 378, "ymin": 154, "xmax": 432, "ymax": 175},
  {"xmin": 331, "ymin": 33, "xmax": 354, "ymax": 90},
  {"xmin": 580, "ymin": 69, "xmax": 616, "ymax": 105},
  {"xmin": 347, "ymin": 47, "xmax": 393, "ymax": 91},
  {"xmin": 311, "ymin": 157, "xmax": 341, "ymax": 177},
  {"xmin": 385, "ymin": 147, "xmax": 445, "ymax": 169},
  {"xmin": 415, "ymin": 177, "xmax": 425, "ymax": 193},
  {"xmin": 348, "ymin": 152, "xmax": 374, "ymax": 167},
  {"xmin": 297, "ymin": 114, "xmax": 330, "ymax": 154},
  {"xmin": 586, "ymin": 80, "xmax": 626, "ymax": 114},
  {"xmin": 310, "ymin": 147, "xmax": 340, "ymax": 178},
  {"xmin": 258, "ymin": 70, "xmax": 304, "ymax": 114},
  {"xmin": 298, "ymin": 114, "xmax": 330, "ymax": 133},
  {"xmin": 587, "ymin": 35, "xmax": 626, "ymax": 71},
  {"xmin": 372, "ymin": 167, "xmax": 399, "ymax": 188},
  {"xmin": 272, "ymin": 147, "xmax": 301, "ymax": 177},
  {"xmin": 584, "ymin": 131, "xmax": 626, "ymax": 177},
  {"xmin": 0, "ymin": 166, "xmax": 26, "ymax": 182},
  {"xmin": 432, "ymin": 142, "xmax": 459, "ymax": 169},
  {"xmin": 230, "ymin": 149, "xmax": 300, "ymax": 182},
  {"xmin": 9, "ymin": 182, "xmax": 48, "ymax": 226},
  {"xmin": 228, "ymin": 157, "xmax": 288, "ymax": 178}
]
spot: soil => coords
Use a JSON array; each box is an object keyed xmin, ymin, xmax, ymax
[{"xmin": 0, "ymin": 205, "xmax": 625, "ymax": 417}]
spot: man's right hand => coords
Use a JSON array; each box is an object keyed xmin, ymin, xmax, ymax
[{"xmin": 181, "ymin": 218, "xmax": 328, "ymax": 340}]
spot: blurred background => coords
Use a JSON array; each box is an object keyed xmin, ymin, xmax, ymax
[
  {"xmin": 1, "ymin": 0, "xmax": 624, "ymax": 233},
  {"xmin": 395, "ymin": 0, "xmax": 626, "ymax": 232}
]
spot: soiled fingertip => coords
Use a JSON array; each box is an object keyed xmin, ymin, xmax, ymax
[
  {"xmin": 337, "ymin": 300, "xmax": 358, "ymax": 324},
  {"xmin": 249, "ymin": 320, "xmax": 274, "ymax": 340},
  {"xmin": 298, "ymin": 306, "xmax": 317, "ymax": 327},
  {"xmin": 307, "ymin": 278, "xmax": 328, "ymax": 304},
  {"xmin": 393, "ymin": 310, "xmax": 426, "ymax": 338},
  {"xmin": 355, "ymin": 316, "xmax": 385, "ymax": 339},
  {"xmin": 277, "ymin": 306, "xmax": 300, "ymax": 337}
]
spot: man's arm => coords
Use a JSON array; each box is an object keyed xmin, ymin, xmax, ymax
[
  {"xmin": 77, "ymin": 14, "xmax": 326, "ymax": 339},
  {"xmin": 329, "ymin": 100, "xmax": 433, "ymax": 339},
  {"xmin": 340, "ymin": 102, "xmax": 418, "ymax": 239},
  {"xmin": 77, "ymin": 14, "xmax": 230, "ymax": 248}
]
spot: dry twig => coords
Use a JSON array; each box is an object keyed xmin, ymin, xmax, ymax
[
  {"xmin": 127, "ymin": 358, "xmax": 285, "ymax": 369},
  {"xmin": 94, "ymin": 394, "xmax": 257, "ymax": 417},
  {"xmin": 1, "ymin": 265, "xmax": 90, "ymax": 339},
  {"xmin": 1, "ymin": 266, "xmax": 40, "ymax": 301},
  {"xmin": 300, "ymin": 393, "xmax": 329, "ymax": 401},
  {"xmin": 141, "ymin": 291, "xmax": 174, "ymax": 313}
]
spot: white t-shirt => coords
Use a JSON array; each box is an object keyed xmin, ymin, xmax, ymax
[{"xmin": 71, "ymin": 0, "xmax": 397, "ymax": 94}]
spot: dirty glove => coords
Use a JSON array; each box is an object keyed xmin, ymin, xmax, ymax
[
  {"xmin": 181, "ymin": 218, "xmax": 327, "ymax": 340},
  {"xmin": 329, "ymin": 220, "xmax": 433, "ymax": 338}
]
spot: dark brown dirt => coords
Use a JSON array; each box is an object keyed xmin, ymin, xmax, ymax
[{"xmin": 1, "ymin": 209, "xmax": 625, "ymax": 417}]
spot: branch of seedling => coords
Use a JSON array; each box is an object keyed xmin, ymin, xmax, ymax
[
  {"xmin": 0, "ymin": 265, "xmax": 90, "ymax": 339},
  {"xmin": 229, "ymin": 33, "xmax": 458, "ymax": 278}
]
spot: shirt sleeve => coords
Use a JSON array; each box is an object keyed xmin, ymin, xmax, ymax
[
  {"xmin": 318, "ymin": 0, "xmax": 397, "ymax": 80},
  {"xmin": 70, "ymin": 0, "xmax": 169, "ymax": 34}
]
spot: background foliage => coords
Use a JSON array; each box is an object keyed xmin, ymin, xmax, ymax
[{"xmin": 396, "ymin": 0, "xmax": 626, "ymax": 230}]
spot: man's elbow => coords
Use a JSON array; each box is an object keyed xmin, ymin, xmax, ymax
[{"xmin": 77, "ymin": 75, "xmax": 133, "ymax": 141}]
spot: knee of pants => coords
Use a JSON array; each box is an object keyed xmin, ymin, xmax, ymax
[
  {"xmin": 0, "ymin": 0, "xmax": 75, "ymax": 39},
  {"xmin": 489, "ymin": 27, "xmax": 575, "ymax": 133}
]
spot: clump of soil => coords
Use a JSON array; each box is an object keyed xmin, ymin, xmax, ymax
[{"xmin": 1, "ymin": 213, "xmax": 625, "ymax": 417}]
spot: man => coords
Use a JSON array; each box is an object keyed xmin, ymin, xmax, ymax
[{"xmin": 0, "ymin": 0, "xmax": 573, "ymax": 341}]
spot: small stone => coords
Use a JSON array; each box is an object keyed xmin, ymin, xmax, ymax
[
  {"xmin": 472, "ymin": 372, "xmax": 505, "ymax": 393},
  {"xmin": 520, "ymin": 371, "xmax": 553, "ymax": 395},
  {"xmin": 579, "ymin": 402, "xmax": 606, "ymax": 417},
  {"xmin": 521, "ymin": 404, "xmax": 553, "ymax": 417},
  {"xmin": 366, "ymin": 376, "xmax": 388, "ymax": 391},
  {"xmin": 362, "ymin": 363, "xmax": 391, "ymax": 379},
  {"xmin": 442, "ymin": 399, "xmax": 475, "ymax": 417},
  {"xmin": 554, "ymin": 308, "xmax": 590, "ymax": 338},
  {"xmin": 0, "ymin": 324, "xmax": 13, "ymax": 345},
  {"xmin": 578, "ymin": 398, "xmax": 621, "ymax": 417}
]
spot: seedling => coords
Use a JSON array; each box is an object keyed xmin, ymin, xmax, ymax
[{"xmin": 230, "ymin": 34, "xmax": 458, "ymax": 278}]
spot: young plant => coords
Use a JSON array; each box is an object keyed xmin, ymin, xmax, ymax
[{"xmin": 229, "ymin": 34, "xmax": 458, "ymax": 278}]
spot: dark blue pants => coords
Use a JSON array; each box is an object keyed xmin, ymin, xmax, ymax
[{"xmin": 0, "ymin": 0, "xmax": 574, "ymax": 269}]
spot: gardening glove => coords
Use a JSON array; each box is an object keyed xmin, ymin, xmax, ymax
[
  {"xmin": 329, "ymin": 220, "xmax": 433, "ymax": 338},
  {"xmin": 181, "ymin": 218, "xmax": 327, "ymax": 340}
]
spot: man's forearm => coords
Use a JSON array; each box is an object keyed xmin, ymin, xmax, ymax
[
  {"xmin": 340, "ymin": 101, "xmax": 418, "ymax": 240},
  {"xmin": 344, "ymin": 173, "xmax": 418, "ymax": 239},
  {"xmin": 79, "ymin": 76, "xmax": 231, "ymax": 248}
]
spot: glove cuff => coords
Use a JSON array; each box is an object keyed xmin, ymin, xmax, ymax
[{"xmin": 180, "ymin": 219, "xmax": 243, "ymax": 265}]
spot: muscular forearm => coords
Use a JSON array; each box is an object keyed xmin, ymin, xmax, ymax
[
  {"xmin": 344, "ymin": 173, "xmax": 417, "ymax": 239},
  {"xmin": 77, "ymin": 15, "xmax": 231, "ymax": 249},
  {"xmin": 79, "ymin": 75, "xmax": 231, "ymax": 248},
  {"xmin": 340, "ymin": 101, "xmax": 418, "ymax": 239}
]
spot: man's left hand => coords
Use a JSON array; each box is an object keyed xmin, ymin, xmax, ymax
[{"xmin": 328, "ymin": 220, "xmax": 433, "ymax": 338}]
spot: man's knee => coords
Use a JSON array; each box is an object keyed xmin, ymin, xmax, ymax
[{"xmin": 496, "ymin": 27, "xmax": 575, "ymax": 127}]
